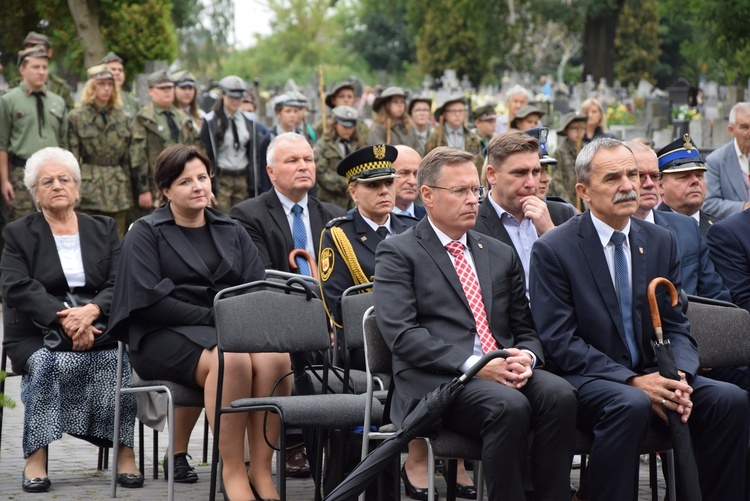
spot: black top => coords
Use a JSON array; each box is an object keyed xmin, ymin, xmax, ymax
[{"xmin": 178, "ymin": 224, "xmax": 221, "ymax": 274}]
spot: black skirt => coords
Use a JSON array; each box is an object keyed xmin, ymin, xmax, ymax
[{"xmin": 129, "ymin": 328, "xmax": 208, "ymax": 389}]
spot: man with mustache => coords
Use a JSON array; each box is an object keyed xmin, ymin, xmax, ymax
[{"xmin": 529, "ymin": 138, "xmax": 749, "ymax": 501}]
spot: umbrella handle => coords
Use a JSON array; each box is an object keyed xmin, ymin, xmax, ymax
[
  {"xmin": 459, "ymin": 349, "xmax": 511, "ymax": 383},
  {"xmin": 647, "ymin": 277, "xmax": 679, "ymax": 342},
  {"xmin": 289, "ymin": 249, "xmax": 318, "ymax": 279}
]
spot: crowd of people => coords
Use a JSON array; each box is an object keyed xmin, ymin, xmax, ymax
[{"xmin": 2, "ymin": 30, "xmax": 750, "ymax": 501}]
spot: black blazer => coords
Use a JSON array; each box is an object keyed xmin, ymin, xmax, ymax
[
  {"xmin": 1, "ymin": 212, "xmax": 119, "ymax": 373},
  {"xmin": 229, "ymin": 189, "xmax": 345, "ymax": 272},
  {"xmin": 108, "ymin": 205, "xmax": 265, "ymax": 351}
]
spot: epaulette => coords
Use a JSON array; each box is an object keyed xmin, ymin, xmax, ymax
[{"xmin": 325, "ymin": 214, "xmax": 352, "ymax": 228}]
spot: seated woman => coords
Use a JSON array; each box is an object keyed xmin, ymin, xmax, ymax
[
  {"xmin": 108, "ymin": 144, "xmax": 290, "ymax": 501},
  {"xmin": 0, "ymin": 147, "xmax": 140, "ymax": 492}
]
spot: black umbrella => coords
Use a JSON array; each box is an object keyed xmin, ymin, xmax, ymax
[
  {"xmin": 647, "ymin": 277, "xmax": 702, "ymax": 501},
  {"xmin": 324, "ymin": 349, "xmax": 510, "ymax": 501}
]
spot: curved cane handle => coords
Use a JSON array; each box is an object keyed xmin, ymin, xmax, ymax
[
  {"xmin": 289, "ymin": 248, "xmax": 318, "ymax": 279},
  {"xmin": 647, "ymin": 277, "xmax": 678, "ymax": 341}
]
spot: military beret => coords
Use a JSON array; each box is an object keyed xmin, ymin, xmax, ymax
[
  {"xmin": 273, "ymin": 93, "xmax": 303, "ymax": 110},
  {"xmin": 218, "ymin": 75, "xmax": 245, "ymax": 98},
  {"xmin": 472, "ymin": 104, "xmax": 497, "ymax": 121},
  {"xmin": 100, "ymin": 52, "xmax": 124, "ymax": 64},
  {"xmin": 337, "ymin": 144, "xmax": 399, "ymax": 183},
  {"xmin": 325, "ymin": 81, "xmax": 355, "ymax": 109},
  {"xmin": 522, "ymin": 127, "xmax": 557, "ymax": 166},
  {"xmin": 23, "ymin": 32, "xmax": 50, "ymax": 48},
  {"xmin": 86, "ymin": 64, "xmax": 114, "ymax": 80},
  {"xmin": 172, "ymin": 70, "xmax": 196, "ymax": 88},
  {"xmin": 657, "ymin": 133, "xmax": 707, "ymax": 174},
  {"xmin": 434, "ymin": 95, "xmax": 467, "ymax": 122},
  {"xmin": 147, "ymin": 69, "xmax": 174, "ymax": 88},
  {"xmin": 331, "ymin": 106, "xmax": 358, "ymax": 128},
  {"xmin": 556, "ymin": 112, "xmax": 587, "ymax": 135},
  {"xmin": 18, "ymin": 45, "xmax": 49, "ymax": 66},
  {"xmin": 408, "ymin": 95, "xmax": 432, "ymax": 115},
  {"xmin": 372, "ymin": 87, "xmax": 407, "ymax": 113}
]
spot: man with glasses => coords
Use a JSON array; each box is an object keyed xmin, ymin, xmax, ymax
[
  {"xmin": 424, "ymin": 96, "xmax": 483, "ymax": 169},
  {"xmin": 374, "ymin": 146, "xmax": 577, "ymax": 501}
]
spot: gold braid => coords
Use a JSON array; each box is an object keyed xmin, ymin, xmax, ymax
[{"xmin": 330, "ymin": 226, "xmax": 371, "ymax": 287}]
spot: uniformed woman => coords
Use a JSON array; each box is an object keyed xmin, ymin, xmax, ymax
[
  {"xmin": 366, "ymin": 87, "xmax": 420, "ymax": 150},
  {"xmin": 67, "ymin": 64, "xmax": 132, "ymax": 237}
]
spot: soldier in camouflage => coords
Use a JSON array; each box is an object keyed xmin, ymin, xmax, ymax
[
  {"xmin": 21, "ymin": 32, "xmax": 74, "ymax": 112},
  {"xmin": 67, "ymin": 64, "xmax": 132, "ymax": 237},
  {"xmin": 129, "ymin": 70, "xmax": 197, "ymax": 215},
  {"xmin": 101, "ymin": 52, "xmax": 140, "ymax": 121}
]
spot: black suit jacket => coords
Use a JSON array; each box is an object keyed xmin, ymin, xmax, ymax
[
  {"xmin": 529, "ymin": 211, "xmax": 699, "ymax": 390},
  {"xmin": 108, "ymin": 205, "xmax": 265, "ymax": 351},
  {"xmin": 229, "ymin": 189, "xmax": 345, "ymax": 272},
  {"xmin": 1, "ymin": 212, "xmax": 119, "ymax": 372},
  {"xmin": 656, "ymin": 202, "xmax": 721, "ymax": 238},
  {"xmin": 374, "ymin": 218, "xmax": 543, "ymax": 424}
]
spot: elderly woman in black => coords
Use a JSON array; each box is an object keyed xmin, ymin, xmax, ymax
[
  {"xmin": 109, "ymin": 145, "xmax": 290, "ymax": 501},
  {"xmin": 0, "ymin": 147, "xmax": 140, "ymax": 492}
]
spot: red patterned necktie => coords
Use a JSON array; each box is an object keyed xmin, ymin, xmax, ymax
[{"xmin": 445, "ymin": 240, "xmax": 498, "ymax": 354}]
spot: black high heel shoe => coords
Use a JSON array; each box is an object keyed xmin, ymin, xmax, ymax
[
  {"xmin": 440, "ymin": 463, "xmax": 477, "ymax": 500},
  {"xmin": 401, "ymin": 464, "xmax": 436, "ymax": 501},
  {"xmin": 249, "ymin": 479, "xmax": 281, "ymax": 501},
  {"xmin": 22, "ymin": 468, "xmax": 51, "ymax": 493}
]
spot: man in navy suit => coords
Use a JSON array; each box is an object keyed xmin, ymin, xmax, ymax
[
  {"xmin": 629, "ymin": 140, "xmax": 730, "ymax": 301},
  {"xmin": 704, "ymin": 102, "xmax": 750, "ymax": 218},
  {"xmin": 529, "ymin": 138, "xmax": 749, "ymax": 501},
  {"xmin": 707, "ymin": 209, "xmax": 750, "ymax": 312},
  {"xmin": 392, "ymin": 145, "xmax": 427, "ymax": 219}
]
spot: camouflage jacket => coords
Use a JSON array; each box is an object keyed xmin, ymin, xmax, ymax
[
  {"xmin": 48, "ymin": 73, "xmax": 74, "ymax": 112},
  {"xmin": 67, "ymin": 103, "xmax": 133, "ymax": 212},
  {"xmin": 313, "ymin": 136, "xmax": 354, "ymax": 210},
  {"xmin": 130, "ymin": 103, "xmax": 197, "ymax": 197},
  {"xmin": 548, "ymin": 138, "xmax": 579, "ymax": 206},
  {"xmin": 313, "ymin": 113, "xmax": 370, "ymax": 142},
  {"xmin": 425, "ymin": 124, "xmax": 484, "ymax": 177}
]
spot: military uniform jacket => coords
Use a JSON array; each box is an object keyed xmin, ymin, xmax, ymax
[
  {"xmin": 130, "ymin": 103, "xmax": 197, "ymax": 196},
  {"xmin": 366, "ymin": 121, "xmax": 420, "ymax": 150},
  {"xmin": 48, "ymin": 73, "xmax": 74, "ymax": 112},
  {"xmin": 319, "ymin": 210, "xmax": 418, "ymax": 327},
  {"xmin": 68, "ymin": 103, "xmax": 133, "ymax": 212},
  {"xmin": 424, "ymin": 124, "xmax": 483, "ymax": 156},
  {"xmin": 313, "ymin": 135, "xmax": 355, "ymax": 210},
  {"xmin": 548, "ymin": 138, "xmax": 579, "ymax": 205},
  {"xmin": 0, "ymin": 83, "xmax": 67, "ymax": 158}
]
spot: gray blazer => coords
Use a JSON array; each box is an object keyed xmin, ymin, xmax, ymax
[{"xmin": 704, "ymin": 140, "xmax": 749, "ymax": 219}]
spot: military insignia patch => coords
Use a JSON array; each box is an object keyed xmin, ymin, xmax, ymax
[
  {"xmin": 373, "ymin": 144, "xmax": 386, "ymax": 159},
  {"xmin": 320, "ymin": 248, "xmax": 334, "ymax": 281}
]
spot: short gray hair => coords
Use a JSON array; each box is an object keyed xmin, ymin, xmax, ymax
[
  {"xmin": 575, "ymin": 137, "xmax": 633, "ymax": 184},
  {"xmin": 266, "ymin": 132, "xmax": 309, "ymax": 167},
  {"xmin": 729, "ymin": 102, "xmax": 750, "ymax": 125},
  {"xmin": 24, "ymin": 147, "xmax": 81, "ymax": 211},
  {"xmin": 417, "ymin": 147, "xmax": 476, "ymax": 189},
  {"xmin": 505, "ymin": 85, "xmax": 531, "ymax": 102}
]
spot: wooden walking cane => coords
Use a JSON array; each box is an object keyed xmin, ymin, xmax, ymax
[
  {"xmin": 318, "ymin": 66, "xmax": 327, "ymax": 135},
  {"xmin": 437, "ymin": 115, "xmax": 445, "ymax": 147}
]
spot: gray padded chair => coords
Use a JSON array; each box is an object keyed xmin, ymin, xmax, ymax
[
  {"xmin": 685, "ymin": 294, "xmax": 750, "ymax": 367},
  {"xmin": 339, "ymin": 283, "xmax": 384, "ymax": 395},
  {"xmin": 361, "ymin": 308, "xmax": 484, "ymax": 501},
  {"xmin": 209, "ymin": 279, "xmax": 383, "ymax": 501}
]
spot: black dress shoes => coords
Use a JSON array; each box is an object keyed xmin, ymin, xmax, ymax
[
  {"xmin": 22, "ymin": 468, "xmax": 51, "ymax": 493},
  {"xmin": 117, "ymin": 472, "xmax": 145, "ymax": 488},
  {"xmin": 401, "ymin": 465, "xmax": 435, "ymax": 501},
  {"xmin": 163, "ymin": 452, "xmax": 199, "ymax": 483},
  {"xmin": 440, "ymin": 463, "xmax": 477, "ymax": 500}
]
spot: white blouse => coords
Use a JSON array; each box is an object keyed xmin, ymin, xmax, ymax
[{"xmin": 53, "ymin": 233, "xmax": 86, "ymax": 289}]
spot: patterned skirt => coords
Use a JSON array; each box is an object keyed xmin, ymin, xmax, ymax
[{"xmin": 20, "ymin": 347, "xmax": 136, "ymax": 458}]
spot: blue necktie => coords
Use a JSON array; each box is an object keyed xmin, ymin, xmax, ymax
[
  {"xmin": 291, "ymin": 204, "xmax": 311, "ymax": 276},
  {"xmin": 611, "ymin": 231, "xmax": 640, "ymax": 367}
]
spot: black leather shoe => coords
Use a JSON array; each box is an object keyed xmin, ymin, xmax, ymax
[
  {"xmin": 117, "ymin": 472, "xmax": 144, "ymax": 488},
  {"xmin": 285, "ymin": 445, "xmax": 311, "ymax": 478},
  {"xmin": 401, "ymin": 465, "xmax": 435, "ymax": 501},
  {"xmin": 250, "ymin": 480, "xmax": 281, "ymax": 501},
  {"xmin": 163, "ymin": 452, "xmax": 199, "ymax": 483},
  {"xmin": 441, "ymin": 463, "xmax": 477, "ymax": 500},
  {"xmin": 22, "ymin": 468, "xmax": 51, "ymax": 493}
]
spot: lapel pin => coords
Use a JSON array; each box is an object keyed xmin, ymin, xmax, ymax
[
  {"xmin": 708, "ymin": 220, "xmax": 713, "ymax": 225},
  {"xmin": 639, "ymin": 247, "xmax": 644, "ymax": 254},
  {"xmin": 361, "ymin": 236, "xmax": 367, "ymax": 242},
  {"xmin": 478, "ymin": 243, "xmax": 484, "ymax": 249}
]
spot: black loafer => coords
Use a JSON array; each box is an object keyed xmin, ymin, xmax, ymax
[
  {"xmin": 440, "ymin": 463, "xmax": 476, "ymax": 500},
  {"xmin": 164, "ymin": 452, "xmax": 199, "ymax": 483},
  {"xmin": 117, "ymin": 472, "xmax": 144, "ymax": 488},
  {"xmin": 22, "ymin": 468, "xmax": 51, "ymax": 493},
  {"xmin": 401, "ymin": 465, "xmax": 434, "ymax": 501}
]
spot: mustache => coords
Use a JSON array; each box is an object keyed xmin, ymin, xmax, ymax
[{"xmin": 613, "ymin": 190, "xmax": 638, "ymax": 203}]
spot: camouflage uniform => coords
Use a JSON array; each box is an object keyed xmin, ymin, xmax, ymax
[
  {"xmin": 130, "ymin": 103, "xmax": 197, "ymax": 211},
  {"xmin": 424, "ymin": 125, "xmax": 484, "ymax": 177},
  {"xmin": 67, "ymin": 103, "xmax": 133, "ymax": 237},
  {"xmin": 313, "ymin": 114, "xmax": 369, "ymax": 144},
  {"xmin": 548, "ymin": 138, "xmax": 579, "ymax": 206},
  {"xmin": 366, "ymin": 122, "xmax": 420, "ymax": 150},
  {"xmin": 0, "ymin": 83, "xmax": 67, "ymax": 220},
  {"xmin": 47, "ymin": 73, "xmax": 74, "ymax": 112},
  {"xmin": 120, "ymin": 92, "xmax": 140, "ymax": 122},
  {"xmin": 313, "ymin": 136, "xmax": 354, "ymax": 210}
]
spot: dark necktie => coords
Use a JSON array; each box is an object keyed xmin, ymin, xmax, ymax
[
  {"xmin": 32, "ymin": 91, "xmax": 45, "ymax": 137},
  {"xmin": 98, "ymin": 108, "xmax": 108, "ymax": 125},
  {"xmin": 231, "ymin": 116, "xmax": 240, "ymax": 151},
  {"xmin": 341, "ymin": 139, "xmax": 351, "ymax": 156},
  {"xmin": 375, "ymin": 226, "xmax": 388, "ymax": 240},
  {"xmin": 164, "ymin": 111, "xmax": 180, "ymax": 143},
  {"xmin": 291, "ymin": 204, "xmax": 311, "ymax": 276},
  {"xmin": 611, "ymin": 231, "xmax": 640, "ymax": 367}
]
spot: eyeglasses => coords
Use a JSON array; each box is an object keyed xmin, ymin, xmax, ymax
[
  {"xmin": 428, "ymin": 185, "xmax": 486, "ymax": 199},
  {"xmin": 38, "ymin": 175, "xmax": 73, "ymax": 189},
  {"xmin": 639, "ymin": 173, "xmax": 661, "ymax": 183},
  {"xmin": 444, "ymin": 108, "xmax": 466, "ymax": 115},
  {"xmin": 412, "ymin": 108, "xmax": 431, "ymax": 114}
]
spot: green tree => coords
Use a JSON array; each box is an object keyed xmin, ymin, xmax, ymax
[
  {"xmin": 172, "ymin": 0, "xmax": 233, "ymax": 77},
  {"xmin": 614, "ymin": 0, "xmax": 660, "ymax": 85},
  {"xmin": 581, "ymin": 0, "xmax": 626, "ymax": 83}
]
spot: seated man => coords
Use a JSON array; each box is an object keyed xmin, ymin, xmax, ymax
[
  {"xmin": 706, "ymin": 208, "xmax": 750, "ymax": 312},
  {"xmin": 392, "ymin": 145, "xmax": 426, "ymax": 219},
  {"xmin": 529, "ymin": 137, "xmax": 750, "ymax": 501},
  {"xmin": 374, "ymin": 146, "xmax": 577, "ymax": 501}
]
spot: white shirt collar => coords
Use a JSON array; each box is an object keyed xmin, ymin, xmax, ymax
[
  {"xmin": 428, "ymin": 216, "xmax": 468, "ymax": 248},
  {"xmin": 590, "ymin": 211, "xmax": 631, "ymax": 249},
  {"xmin": 394, "ymin": 203, "xmax": 416, "ymax": 217},
  {"xmin": 643, "ymin": 210, "xmax": 655, "ymax": 224},
  {"xmin": 360, "ymin": 213, "xmax": 392, "ymax": 234},
  {"xmin": 691, "ymin": 211, "xmax": 701, "ymax": 223},
  {"xmin": 735, "ymin": 138, "xmax": 748, "ymax": 159},
  {"xmin": 275, "ymin": 189, "xmax": 309, "ymax": 215}
]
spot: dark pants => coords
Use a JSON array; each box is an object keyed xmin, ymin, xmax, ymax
[
  {"xmin": 576, "ymin": 375, "xmax": 749, "ymax": 501},
  {"xmin": 442, "ymin": 369, "xmax": 577, "ymax": 501}
]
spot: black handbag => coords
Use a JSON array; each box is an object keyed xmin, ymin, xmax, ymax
[{"xmin": 40, "ymin": 292, "xmax": 115, "ymax": 351}]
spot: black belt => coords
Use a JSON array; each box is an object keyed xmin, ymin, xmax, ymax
[
  {"xmin": 9, "ymin": 154, "xmax": 27, "ymax": 168},
  {"xmin": 215, "ymin": 167, "xmax": 247, "ymax": 177},
  {"xmin": 82, "ymin": 156, "xmax": 119, "ymax": 166}
]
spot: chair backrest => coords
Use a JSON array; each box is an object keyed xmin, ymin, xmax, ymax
[
  {"xmin": 363, "ymin": 309, "xmax": 393, "ymax": 377},
  {"xmin": 341, "ymin": 283, "xmax": 374, "ymax": 351},
  {"xmin": 265, "ymin": 269, "xmax": 319, "ymax": 289},
  {"xmin": 686, "ymin": 297, "xmax": 750, "ymax": 368},
  {"xmin": 215, "ymin": 280, "xmax": 330, "ymax": 354}
]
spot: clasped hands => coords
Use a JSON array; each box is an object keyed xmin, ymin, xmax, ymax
[
  {"xmin": 628, "ymin": 371, "xmax": 693, "ymax": 424},
  {"xmin": 475, "ymin": 348, "xmax": 533, "ymax": 389},
  {"xmin": 56, "ymin": 303, "xmax": 102, "ymax": 351}
]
